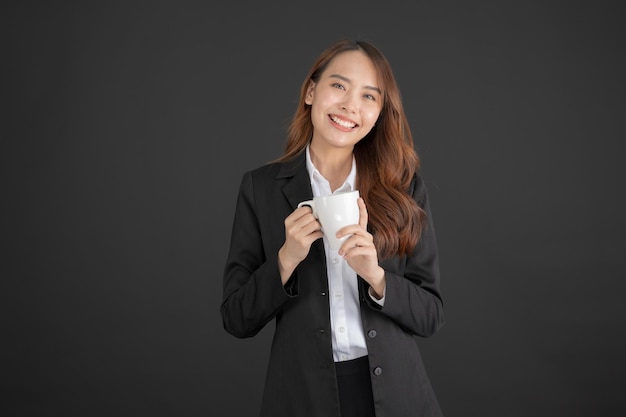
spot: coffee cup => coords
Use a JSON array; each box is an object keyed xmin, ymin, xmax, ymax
[{"xmin": 297, "ymin": 190, "xmax": 360, "ymax": 250}]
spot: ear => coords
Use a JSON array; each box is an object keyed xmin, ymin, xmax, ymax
[{"xmin": 304, "ymin": 81, "xmax": 315, "ymax": 105}]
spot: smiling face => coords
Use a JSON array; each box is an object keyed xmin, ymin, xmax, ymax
[{"xmin": 305, "ymin": 50, "xmax": 383, "ymax": 153}]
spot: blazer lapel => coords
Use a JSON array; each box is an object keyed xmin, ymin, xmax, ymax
[{"xmin": 278, "ymin": 153, "xmax": 313, "ymax": 209}]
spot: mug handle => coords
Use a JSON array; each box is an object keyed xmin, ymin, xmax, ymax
[{"xmin": 297, "ymin": 200, "xmax": 317, "ymax": 218}]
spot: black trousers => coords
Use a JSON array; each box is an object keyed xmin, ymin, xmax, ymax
[{"xmin": 335, "ymin": 356, "xmax": 376, "ymax": 417}]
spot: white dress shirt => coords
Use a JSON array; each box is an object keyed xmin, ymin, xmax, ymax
[{"xmin": 305, "ymin": 146, "xmax": 385, "ymax": 362}]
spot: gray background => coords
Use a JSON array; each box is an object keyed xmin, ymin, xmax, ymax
[{"xmin": 3, "ymin": 1, "xmax": 625, "ymax": 416}]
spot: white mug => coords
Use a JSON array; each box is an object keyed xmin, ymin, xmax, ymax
[{"xmin": 297, "ymin": 190, "xmax": 360, "ymax": 250}]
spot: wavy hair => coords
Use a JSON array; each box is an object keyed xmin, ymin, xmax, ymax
[{"xmin": 275, "ymin": 39, "xmax": 426, "ymax": 259}]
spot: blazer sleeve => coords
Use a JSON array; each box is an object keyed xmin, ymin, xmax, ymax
[
  {"xmin": 363, "ymin": 173, "xmax": 445, "ymax": 337},
  {"xmin": 220, "ymin": 170, "xmax": 294, "ymax": 339}
]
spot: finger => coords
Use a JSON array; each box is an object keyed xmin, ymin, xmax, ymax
[
  {"xmin": 349, "ymin": 233, "xmax": 375, "ymax": 249},
  {"xmin": 357, "ymin": 197, "xmax": 369, "ymax": 230},
  {"xmin": 287, "ymin": 210, "xmax": 316, "ymax": 230},
  {"xmin": 338, "ymin": 233, "xmax": 371, "ymax": 254},
  {"xmin": 292, "ymin": 205, "xmax": 315, "ymax": 221},
  {"xmin": 341, "ymin": 244, "xmax": 376, "ymax": 260},
  {"xmin": 337, "ymin": 225, "xmax": 373, "ymax": 243},
  {"xmin": 298, "ymin": 219, "xmax": 322, "ymax": 237},
  {"xmin": 285, "ymin": 208, "xmax": 305, "ymax": 227}
]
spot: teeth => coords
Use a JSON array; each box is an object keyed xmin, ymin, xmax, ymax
[{"xmin": 331, "ymin": 115, "xmax": 356, "ymax": 128}]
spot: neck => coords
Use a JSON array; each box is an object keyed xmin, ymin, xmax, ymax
[{"xmin": 309, "ymin": 143, "xmax": 353, "ymax": 191}]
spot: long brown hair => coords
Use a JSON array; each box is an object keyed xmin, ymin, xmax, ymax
[{"xmin": 275, "ymin": 39, "xmax": 426, "ymax": 259}]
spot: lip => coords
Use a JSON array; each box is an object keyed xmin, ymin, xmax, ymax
[{"xmin": 328, "ymin": 114, "xmax": 358, "ymax": 130}]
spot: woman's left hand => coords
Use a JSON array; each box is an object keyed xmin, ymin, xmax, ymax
[{"xmin": 337, "ymin": 198, "xmax": 385, "ymax": 297}]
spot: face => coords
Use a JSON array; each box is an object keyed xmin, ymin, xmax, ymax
[{"xmin": 305, "ymin": 50, "xmax": 383, "ymax": 152}]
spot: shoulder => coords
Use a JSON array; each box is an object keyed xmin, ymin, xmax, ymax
[
  {"xmin": 244, "ymin": 154, "xmax": 306, "ymax": 181},
  {"xmin": 237, "ymin": 154, "xmax": 306, "ymax": 192},
  {"xmin": 407, "ymin": 170, "xmax": 424, "ymax": 194},
  {"xmin": 246, "ymin": 161, "xmax": 281, "ymax": 179},
  {"xmin": 407, "ymin": 170, "xmax": 432, "ymax": 206}
]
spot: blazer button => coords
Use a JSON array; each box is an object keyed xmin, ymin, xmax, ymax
[
  {"xmin": 373, "ymin": 367, "xmax": 382, "ymax": 376},
  {"xmin": 367, "ymin": 329, "xmax": 377, "ymax": 338}
]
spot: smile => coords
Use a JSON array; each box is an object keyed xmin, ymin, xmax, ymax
[{"xmin": 329, "ymin": 115, "xmax": 357, "ymax": 129}]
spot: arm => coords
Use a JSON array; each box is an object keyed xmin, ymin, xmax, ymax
[
  {"xmin": 364, "ymin": 174, "xmax": 445, "ymax": 337},
  {"xmin": 220, "ymin": 171, "xmax": 294, "ymax": 338}
]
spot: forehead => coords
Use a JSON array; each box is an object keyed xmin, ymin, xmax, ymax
[{"xmin": 321, "ymin": 50, "xmax": 381, "ymax": 87}]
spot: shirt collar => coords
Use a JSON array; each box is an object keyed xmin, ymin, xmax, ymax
[{"xmin": 305, "ymin": 145, "xmax": 356, "ymax": 194}]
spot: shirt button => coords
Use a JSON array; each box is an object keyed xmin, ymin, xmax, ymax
[
  {"xmin": 335, "ymin": 291, "xmax": 342, "ymax": 298},
  {"xmin": 332, "ymin": 257, "xmax": 340, "ymax": 264},
  {"xmin": 368, "ymin": 330, "xmax": 377, "ymax": 338},
  {"xmin": 373, "ymin": 367, "xmax": 382, "ymax": 376},
  {"xmin": 339, "ymin": 326, "xmax": 345, "ymax": 333}
]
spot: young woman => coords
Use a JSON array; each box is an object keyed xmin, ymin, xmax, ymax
[{"xmin": 221, "ymin": 39, "xmax": 445, "ymax": 417}]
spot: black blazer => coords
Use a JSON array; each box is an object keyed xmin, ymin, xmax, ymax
[{"xmin": 221, "ymin": 152, "xmax": 445, "ymax": 417}]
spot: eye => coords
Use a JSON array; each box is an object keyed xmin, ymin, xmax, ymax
[
  {"xmin": 331, "ymin": 82, "xmax": 345, "ymax": 90},
  {"xmin": 363, "ymin": 93, "xmax": 377, "ymax": 101}
]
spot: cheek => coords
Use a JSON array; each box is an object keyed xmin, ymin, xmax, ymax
[
  {"xmin": 363, "ymin": 108, "xmax": 381, "ymax": 127},
  {"xmin": 309, "ymin": 103, "xmax": 328, "ymax": 129}
]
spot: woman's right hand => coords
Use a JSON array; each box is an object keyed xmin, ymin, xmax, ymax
[{"xmin": 278, "ymin": 206, "xmax": 324, "ymax": 284}]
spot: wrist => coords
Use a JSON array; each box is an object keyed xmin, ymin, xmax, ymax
[
  {"xmin": 369, "ymin": 267, "xmax": 386, "ymax": 299},
  {"xmin": 278, "ymin": 247, "xmax": 297, "ymax": 285}
]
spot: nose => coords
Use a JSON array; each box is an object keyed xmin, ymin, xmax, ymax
[{"xmin": 340, "ymin": 92, "xmax": 358, "ymax": 113}]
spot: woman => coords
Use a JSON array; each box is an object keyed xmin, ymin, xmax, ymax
[{"xmin": 221, "ymin": 39, "xmax": 445, "ymax": 417}]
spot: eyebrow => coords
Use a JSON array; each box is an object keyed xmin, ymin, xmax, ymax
[{"xmin": 328, "ymin": 74, "xmax": 382, "ymax": 95}]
